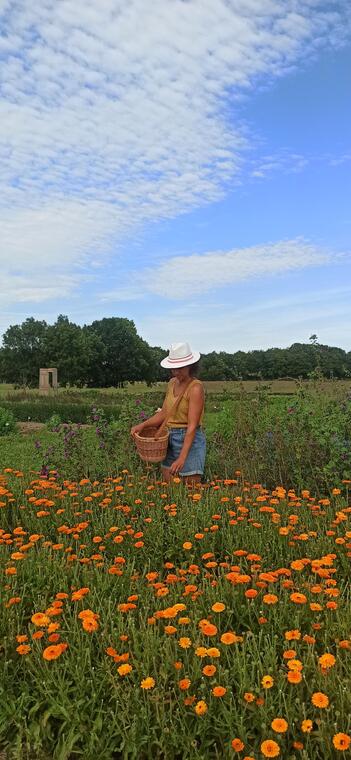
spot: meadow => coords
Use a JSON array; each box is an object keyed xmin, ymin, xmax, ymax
[{"xmin": 1, "ymin": 380, "xmax": 351, "ymax": 759}]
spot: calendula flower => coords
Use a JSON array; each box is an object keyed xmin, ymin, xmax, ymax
[
  {"xmin": 332, "ymin": 733, "xmax": 351, "ymax": 751},
  {"xmin": 211, "ymin": 602, "xmax": 226, "ymax": 612},
  {"xmin": 318, "ymin": 653, "xmax": 336, "ymax": 669},
  {"xmin": 43, "ymin": 643, "xmax": 67, "ymax": 661},
  {"xmin": 263, "ymin": 593, "xmax": 278, "ymax": 604},
  {"xmin": 117, "ymin": 663, "xmax": 133, "ymax": 676},
  {"xmin": 287, "ymin": 670, "xmax": 302, "ymax": 684},
  {"xmin": 179, "ymin": 678, "xmax": 191, "ymax": 690},
  {"xmin": 140, "ymin": 677, "xmax": 155, "ymax": 689},
  {"xmin": 31, "ymin": 612, "xmax": 50, "ymax": 627},
  {"xmin": 301, "ymin": 719, "xmax": 313, "ymax": 733},
  {"xmin": 212, "ymin": 686, "xmax": 226, "ymax": 697},
  {"xmin": 271, "ymin": 718, "xmax": 288, "ymax": 733},
  {"xmin": 260, "ymin": 739, "xmax": 280, "ymax": 757},
  {"xmin": 194, "ymin": 700, "xmax": 208, "ymax": 715},
  {"xmin": 311, "ymin": 691, "xmax": 329, "ymax": 708},
  {"xmin": 82, "ymin": 617, "xmax": 99, "ymax": 632},
  {"xmin": 202, "ymin": 665, "xmax": 216, "ymax": 677},
  {"xmin": 244, "ymin": 692, "xmax": 255, "ymax": 702},
  {"xmin": 16, "ymin": 644, "xmax": 31, "ymax": 655},
  {"xmin": 261, "ymin": 675, "xmax": 274, "ymax": 689},
  {"xmin": 178, "ymin": 637, "xmax": 192, "ymax": 649},
  {"xmin": 231, "ymin": 738, "xmax": 245, "ymax": 751}
]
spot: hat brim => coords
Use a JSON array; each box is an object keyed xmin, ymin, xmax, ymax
[{"xmin": 160, "ymin": 351, "xmax": 201, "ymax": 369}]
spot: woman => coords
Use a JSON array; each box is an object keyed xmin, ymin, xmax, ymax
[{"xmin": 131, "ymin": 342, "xmax": 206, "ymax": 486}]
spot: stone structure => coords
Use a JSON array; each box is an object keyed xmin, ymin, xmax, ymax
[{"xmin": 39, "ymin": 368, "xmax": 58, "ymax": 393}]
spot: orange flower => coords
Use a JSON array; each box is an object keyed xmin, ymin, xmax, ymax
[
  {"xmin": 261, "ymin": 675, "xmax": 274, "ymax": 689},
  {"xmin": 140, "ymin": 677, "xmax": 155, "ymax": 690},
  {"xmin": 202, "ymin": 623, "xmax": 218, "ymax": 636},
  {"xmin": 311, "ymin": 691, "xmax": 329, "ymax": 708},
  {"xmin": 202, "ymin": 665, "xmax": 216, "ymax": 677},
  {"xmin": 271, "ymin": 718, "xmax": 288, "ymax": 733},
  {"xmin": 117, "ymin": 663, "xmax": 133, "ymax": 676},
  {"xmin": 287, "ymin": 670, "xmax": 302, "ymax": 684},
  {"xmin": 260, "ymin": 739, "xmax": 280, "ymax": 757},
  {"xmin": 179, "ymin": 678, "xmax": 191, "ymax": 690},
  {"xmin": 16, "ymin": 644, "xmax": 31, "ymax": 655},
  {"xmin": 231, "ymin": 738, "xmax": 245, "ymax": 751},
  {"xmin": 178, "ymin": 637, "xmax": 192, "ymax": 649},
  {"xmin": 301, "ymin": 719, "xmax": 313, "ymax": 733},
  {"xmin": 287, "ymin": 659, "xmax": 303, "ymax": 672},
  {"xmin": 207, "ymin": 646, "xmax": 220, "ymax": 658},
  {"xmin": 211, "ymin": 602, "xmax": 226, "ymax": 612},
  {"xmin": 318, "ymin": 653, "xmax": 336, "ymax": 669},
  {"xmin": 31, "ymin": 612, "xmax": 50, "ymax": 627},
  {"xmin": 212, "ymin": 685, "xmax": 226, "ymax": 697},
  {"xmin": 243, "ymin": 692, "xmax": 255, "ymax": 702},
  {"xmin": 194, "ymin": 700, "xmax": 208, "ymax": 715},
  {"xmin": 284, "ymin": 629, "xmax": 301, "ymax": 641},
  {"xmin": 221, "ymin": 631, "xmax": 240, "ymax": 645},
  {"xmin": 332, "ymin": 733, "xmax": 351, "ymax": 751},
  {"xmin": 82, "ymin": 617, "xmax": 99, "ymax": 632},
  {"xmin": 263, "ymin": 594, "xmax": 278, "ymax": 605},
  {"xmin": 195, "ymin": 646, "xmax": 208, "ymax": 657},
  {"xmin": 43, "ymin": 643, "xmax": 67, "ymax": 661},
  {"xmin": 290, "ymin": 592, "xmax": 307, "ymax": 605}
]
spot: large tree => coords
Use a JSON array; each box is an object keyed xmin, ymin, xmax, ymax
[
  {"xmin": 87, "ymin": 317, "xmax": 156, "ymax": 387},
  {"xmin": 44, "ymin": 315, "xmax": 105, "ymax": 386},
  {"xmin": 0, "ymin": 318, "xmax": 48, "ymax": 386}
]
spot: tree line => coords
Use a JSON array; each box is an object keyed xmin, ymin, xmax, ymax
[{"xmin": 0, "ymin": 316, "xmax": 350, "ymax": 387}]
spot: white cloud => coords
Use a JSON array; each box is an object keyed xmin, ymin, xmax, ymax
[
  {"xmin": 134, "ymin": 238, "xmax": 332, "ymax": 299},
  {"xmin": 0, "ymin": 0, "xmax": 350, "ymax": 308}
]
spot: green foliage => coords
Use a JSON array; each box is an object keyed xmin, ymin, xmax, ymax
[
  {"xmin": 46, "ymin": 413, "xmax": 62, "ymax": 431},
  {"xmin": 0, "ymin": 406, "xmax": 16, "ymax": 436},
  {"xmin": 206, "ymin": 381, "xmax": 351, "ymax": 493}
]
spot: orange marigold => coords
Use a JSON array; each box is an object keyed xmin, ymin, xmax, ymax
[
  {"xmin": 231, "ymin": 738, "xmax": 245, "ymax": 751},
  {"xmin": 271, "ymin": 718, "xmax": 288, "ymax": 733},
  {"xmin": 311, "ymin": 691, "xmax": 329, "ymax": 708},
  {"xmin": 261, "ymin": 675, "xmax": 274, "ymax": 689},
  {"xmin": 212, "ymin": 685, "xmax": 226, "ymax": 697},
  {"xmin": 260, "ymin": 739, "xmax": 280, "ymax": 757},
  {"xmin": 332, "ymin": 733, "xmax": 351, "ymax": 751},
  {"xmin": 140, "ymin": 677, "xmax": 155, "ymax": 690},
  {"xmin": 194, "ymin": 700, "xmax": 208, "ymax": 716}
]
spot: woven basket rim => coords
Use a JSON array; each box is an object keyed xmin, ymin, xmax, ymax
[{"xmin": 135, "ymin": 428, "xmax": 169, "ymax": 442}]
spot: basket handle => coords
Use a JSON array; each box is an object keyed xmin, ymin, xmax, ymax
[{"xmin": 154, "ymin": 378, "xmax": 195, "ymax": 439}]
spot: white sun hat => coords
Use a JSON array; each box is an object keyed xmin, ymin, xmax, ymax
[{"xmin": 160, "ymin": 341, "xmax": 201, "ymax": 369}]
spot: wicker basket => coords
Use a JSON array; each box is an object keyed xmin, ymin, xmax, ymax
[{"xmin": 134, "ymin": 426, "xmax": 169, "ymax": 463}]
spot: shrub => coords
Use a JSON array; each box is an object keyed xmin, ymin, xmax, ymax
[{"xmin": 0, "ymin": 406, "xmax": 16, "ymax": 436}]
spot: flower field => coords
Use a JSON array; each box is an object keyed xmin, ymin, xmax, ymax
[{"xmin": 1, "ymin": 467, "xmax": 351, "ymax": 759}]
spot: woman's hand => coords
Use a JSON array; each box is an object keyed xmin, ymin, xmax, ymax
[
  {"xmin": 169, "ymin": 456, "xmax": 186, "ymax": 476},
  {"xmin": 130, "ymin": 423, "xmax": 145, "ymax": 438}
]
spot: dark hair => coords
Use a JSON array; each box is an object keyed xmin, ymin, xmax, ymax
[{"xmin": 189, "ymin": 360, "xmax": 201, "ymax": 377}]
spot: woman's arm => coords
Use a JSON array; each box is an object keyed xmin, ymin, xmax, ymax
[{"xmin": 169, "ymin": 383, "xmax": 204, "ymax": 475}]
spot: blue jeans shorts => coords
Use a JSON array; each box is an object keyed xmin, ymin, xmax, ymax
[{"xmin": 162, "ymin": 427, "xmax": 206, "ymax": 476}]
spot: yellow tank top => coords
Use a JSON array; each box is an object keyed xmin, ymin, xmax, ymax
[{"xmin": 164, "ymin": 378, "xmax": 204, "ymax": 428}]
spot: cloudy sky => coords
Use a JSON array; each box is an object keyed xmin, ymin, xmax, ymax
[{"xmin": 1, "ymin": 0, "xmax": 350, "ymax": 352}]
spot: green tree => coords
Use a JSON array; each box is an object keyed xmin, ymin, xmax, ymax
[
  {"xmin": 44, "ymin": 315, "xmax": 105, "ymax": 386},
  {"xmin": 0, "ymin": 317, "xmax": 48, "ymax": 386},
  {"xmin": 87, "ymin": 317, "xmax": 156, "ymax": 386}
]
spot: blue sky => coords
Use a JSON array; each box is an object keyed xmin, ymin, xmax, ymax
[{"xmin": 0, "ymin": 0, "xmax": 350, "ymax": 353}]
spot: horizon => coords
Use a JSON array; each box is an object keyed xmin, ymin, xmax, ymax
[{"xmin": 1, "ymin": 1, "xmax": 350, "ymax": 352}]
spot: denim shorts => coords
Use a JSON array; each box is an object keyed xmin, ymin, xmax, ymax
[{"xmin": 162, "ymin": 427, "xmax": 206, "ymax": 476}]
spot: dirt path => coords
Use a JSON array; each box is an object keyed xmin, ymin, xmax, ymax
[{"xmin": 17, "ymin": 421, "xmax": 46, "ymax": 434}]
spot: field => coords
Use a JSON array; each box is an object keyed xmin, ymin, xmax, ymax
[{"xmin": 1, "ymin": 381, "xmax": 351, "ymax": 759}]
